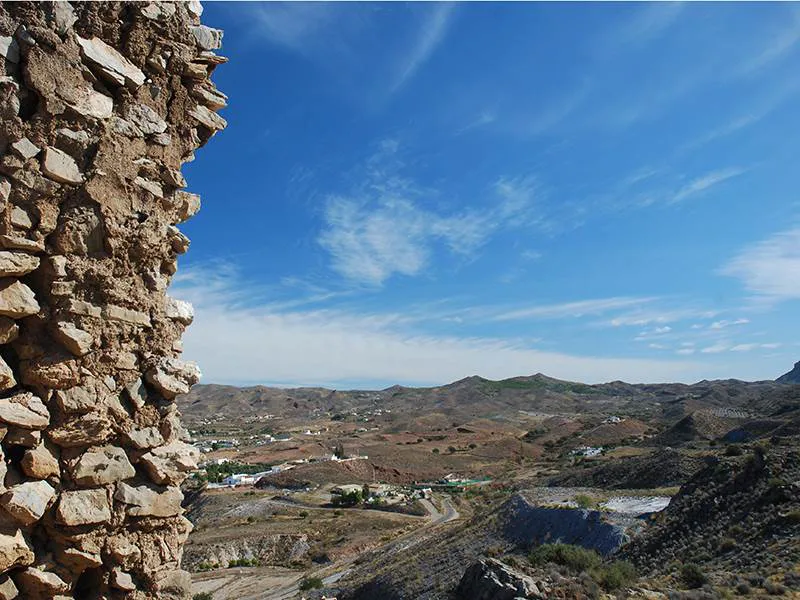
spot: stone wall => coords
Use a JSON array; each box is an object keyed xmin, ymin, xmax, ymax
[{"xmin": 0, "ymin": 2, "xmax": 226, "ymax": 598}]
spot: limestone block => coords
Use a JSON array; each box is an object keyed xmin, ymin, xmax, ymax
[
  {"xmin": 9, "ymin": 208, "xmax": 32, "ymax": 230},
  {"xmin": 189, "ymin": 104, "xmax": 227, "ymax": 131},
  {"xmin": 125, "ymin": 103, "xmax": 167, "ymax": 135},
  {"xmin": 0, "ymin": 280, "xmax": 39, "ymax": 318},
  {"xmin": 165, "ymin": 297, "xmax": 194, "ymax": 325},
  {"xmin": 191, "ymin": 25, "xmax": 223, "ymax": 50},
  {"xmin": 58, "ymin": 547, "xmax": 102, "ymax": 571},
  {"xmin": 10, "ymin": 139, "xmax": 39, "ymax": 160},
  {"xmin": 123, "ymin": 426, "xmax": 164, "ymax": 450},
  {"xmin": 0, "ymin": 357, "xmax": 14, "ymax": 392},
  {"xmin": 1, "ymin": 481, "xmax": 56, "ymax": 526},
  {"xmin": 47, "ymin": 412, "xmax": 111, "ymax": 448},
  {"xmin": 76, "ymin": 36, "xmax": 145, "ymax": 88},
  {"xmin": 104, "ymin": 304, "xmax": 150, "ymax": 327},
  {"xmin": 41, "ymin": 147, "xmax": 83, "ymax": 185},
  {"xmin": 124, "ymin": 378, "xmax": 147, "ymax": 410},
  {"xmin": 0, "ymin": 252, "xmax": 38, "ymax": 278},
  {"xmin": 0, "ymin": 236, "xmax": 44, "ymax": 253},
  {"xmin": 114, "ymin": 482, "xmax": 182, "ymax": 517},
  {"xmin": 0, "ymin": 576, "xmax": 18, "ymax": 600},
  {"xmin": 56, "ymin": 489, "xmax": 111, "ymax": 526},
  {"xmin": 145, "ymin": 358, "xmax": 201, "ymax": 399},
  {"xmin": 140, "ymin": 441, "xmax": 199, "ymax": 486},
  {"xmin": 71, "ymin": 445, "xmax": 135, "ymax": 486},
  {"xmin": 21, "ymin": 443, "xmax": 59, "ymax": 479},
  {"xmin": 62, "ymin": 84, "xmax": 113, "ymax": 119},
  {"xmin": 0, "ymin": 393, "xmax": 49, "ymax": 430},
  {"xmin": 111, "ymin": 568, "xmax": 136, "ymax": 591},
  {"xmin": 0, "ymin": 528, "xmax": 33, "ymax": 572},
  {"xmin": 0, "ymin": 317, "xmax": 18, "ymax": 344},
  {"xmin": 53, "ymin": 385, "xmax": 96, "ymax": 415},
  {"xmin": 48, "ymin": 1, "xmax": 76, "ymax": 34},
  {"xmin": 14, "ymin": 567, "xmax": 69, "ymax": 596},
  {"xmin": 134, "ymin": 177, "xmax": 164, "ymax": 199},
  {"xmin": 53, "ymin": 322, "xmax": 93, "ymax": 356}
]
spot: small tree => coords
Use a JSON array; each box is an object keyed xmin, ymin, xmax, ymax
[
  {"xmin": 680, "ymin": 563, "xmax": 707, "ymax": 589},
  {"xmin": 299, "ymin": 577, "xmax": 323, "ymax": 591}
]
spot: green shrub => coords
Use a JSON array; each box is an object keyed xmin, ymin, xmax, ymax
[
  {"xmin": 784, "ymin": 510, "xmax": 800, "ymax": 525},
  {"xmin": 529, "ymin": 543, "xmax": 602, "ymax": 572},
  {"xmin": 718, "ymin": 537, "xmax": 737, "ymax": 552},
  {"xmin": 680, "ymin": 563, "xmax": 708, "ymax": 589},
  {"xmin": 592, "ymin": 560, "xmax": 638, "ymax": 591},
  {"xmin": 193, "ymin": 594, "xmax": 213, "ymax": 600},
  {"xmin": 725, "ymin": 444, "xmax": 743, "ymax": 456},
  {"xmin": 574, "ymin": 494, "xmax": 596, "ymax": 509},
  {"xmin": 227, "ymin": 558, "xmax": 259, "ymax": 568},
  {"xmin": 331, "ymin": 490, "xmax": 362, "ymax": 507},
  {"xmin": 432, "ymin": 448, "xmax": 440, "ymax": 454},
  {"xmin": 485, "ymin": 544, "xmax": 504, "ymax": 557},
  {"xmin": 299, "ymin": 577, "xmax": 323, "ymax": 591}
]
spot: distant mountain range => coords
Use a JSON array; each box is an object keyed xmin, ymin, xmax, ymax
[{"xmin": 178, "ymin": 366, "xmax": 800, "ymax": 429}]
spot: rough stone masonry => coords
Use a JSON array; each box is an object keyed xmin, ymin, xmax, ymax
[{"xmin": 0, "ymin": 2, "xmax": 226, "ymax": 598}]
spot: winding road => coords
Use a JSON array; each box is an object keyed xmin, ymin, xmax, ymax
[{"xmin": 191, "ymin": 495, "xmax": 460, "ymax": 600}]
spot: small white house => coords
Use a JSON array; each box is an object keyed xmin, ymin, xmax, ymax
[{"xmin": 222, "ymin": 474, "xmax": 257, "ymax": 487}]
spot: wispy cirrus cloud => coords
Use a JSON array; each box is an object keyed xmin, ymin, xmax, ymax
[
  {"xmin": 733, "ymin": 9, "xmax": 800, "ymax": 78},
  {"xmin": 670, "ymin": 168, "xmax": 747, "ymax": 203},
  {"xmin": 709, "ymin": 318, "xmax": 749, "ymax": 330},
  {"xmin": 595, "ymin": 1, "xmax": 685, "ymax": 55},
  {"xmin": 491, "ymin": 297, "xmax": 654, "ymax": 322},
  {"xmin": 389, "ymin": 3, "xmax": 456, "ymax": 94},
  {"xmin": 317, "ymin": 144, "xmax": 542, "ymax": 286},
  {"xmin": 247, "ymin": 2, "xmax": 359, "ymax": 56},
  {"xmin": 720, "ymin": 226, "xmax": 800, "ymax": 301},
  {"xmin": 245, "ymin": 2, "xmax": 454, "ymax": 101},
  {"xmin": 608, "ymin": 307, "xmax": 721, "ymax": 327}
]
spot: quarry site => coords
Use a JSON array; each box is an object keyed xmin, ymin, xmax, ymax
[{"xmin": 0, "ymin": 2, "xmax": 798, "ymax": 600}]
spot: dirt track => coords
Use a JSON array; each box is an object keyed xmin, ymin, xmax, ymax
[{"xmin": 191, "ymin": 495, "xmax": 460, "ymax": 600}]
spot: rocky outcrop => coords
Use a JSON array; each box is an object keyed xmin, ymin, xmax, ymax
[
  {"xmin": 777, "ymin": 361, "xmax": 800, "ymax": 384},
  {"xmin": 499, "ymin": 494, "xmax": 628, "ymax": 556},
  {"xmin": 182, "ymin": 534, "xmax": 311, "ymax": 572},
  {"xmin": 0, "ymin": 1, "xmax": 225, "ymax": 597},
  {"xmin": 456, "ymin": 558, "xmax": 544, "ymax": 600}
]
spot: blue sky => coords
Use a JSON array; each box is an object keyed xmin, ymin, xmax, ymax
[{"xmin": 174, "ymin": 1, "xmax": 800, "ymax": 388}]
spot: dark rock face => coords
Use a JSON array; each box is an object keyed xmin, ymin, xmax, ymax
[
  {"xmin": 456, "ymin": 558, "xmax": 541, "ymax": 600},
  {"xmin": 500, "ymin": 494, "xmax": 628, "ymax": 556},
  {"xmin": 777, "ymin": 361, "xmax": 800, "ymax": 383}
]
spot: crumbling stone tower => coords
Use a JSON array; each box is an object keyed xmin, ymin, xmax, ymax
[{"xmin": 0, "ymin": 2, "xmax": 226, "ymax": 597}]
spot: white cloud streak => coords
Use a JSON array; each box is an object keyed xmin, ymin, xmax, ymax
[
  {"xmin": 492, "ymin": 297, "xmax": 654, "ymax": 322},
  {"xmin": 173, "ymin": 265, "xmax": 704, "ymax": 387},
  {"xmin": 390, "ymin": 3, "xmax": 456, "ymax": 94},
  {"xmin": 595, "ymin": 2, "xmax": 685, "ymax": 55},
  {"xmin": 734, "ymin": 11, "xmax": 800, "ymax": 78},
  {"xmin": 670, "ymin": 168, "xmax": 747, "ymax": 203},
  {"xmin": 709, "ymin": 318, "xmax": 749, "ymax": 330},
  {"xmin": 720, "ymin": 226, "xmax": 800, "ymax": 301}
]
